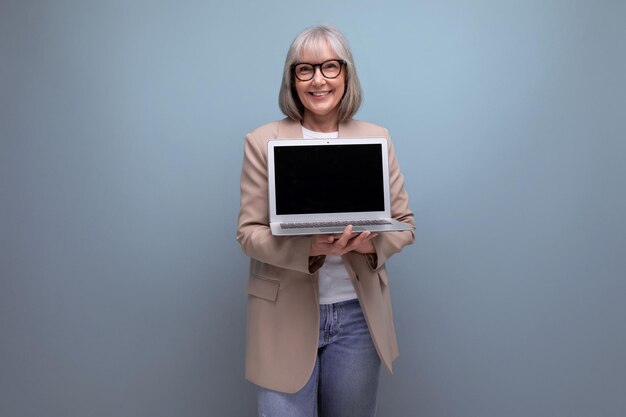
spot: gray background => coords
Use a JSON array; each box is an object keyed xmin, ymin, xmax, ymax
[{"xmin": 2, "ymin": 0, "xmax": 625, "ymax": 416}]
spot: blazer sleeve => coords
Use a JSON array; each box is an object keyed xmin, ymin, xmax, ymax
[
  {"xmin": 236, "ymin": 132, "xmax": 325, "ymax": 274},
  {"xmin": 368, "ymin": 130, "xmax": 415, "ymax": 270}
]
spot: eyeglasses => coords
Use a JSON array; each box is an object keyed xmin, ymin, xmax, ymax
[{"xmin": 291, "ymin": 59, "xmax": 346, "ymax": 81}]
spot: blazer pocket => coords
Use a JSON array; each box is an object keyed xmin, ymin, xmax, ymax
[{"xmin": 247, "ymin": 274, "xmax": 280, "ymax": 302}]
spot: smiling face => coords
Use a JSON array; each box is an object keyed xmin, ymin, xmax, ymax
[{"xmin": 294, "ymin": 42, "xmax": 346, "ymax": 132}]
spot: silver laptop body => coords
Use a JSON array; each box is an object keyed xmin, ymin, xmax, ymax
[{"xmin": 267, "ymin": 137, "xmax": 414, "ymax": 236}]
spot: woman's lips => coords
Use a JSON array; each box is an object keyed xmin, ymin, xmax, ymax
[{"xmin": 310, "ymin": 91, "xmax": 331, "ymax": 97}]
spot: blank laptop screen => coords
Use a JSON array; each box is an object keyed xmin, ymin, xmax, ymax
[{"xmin": 273, "ymin": 143, "xmax": 385, "ymax": 215}]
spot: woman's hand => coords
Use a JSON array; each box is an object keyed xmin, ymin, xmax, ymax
[{"xmin": 309, "ymin": 225, "xmax": 378, "ymax": 257}]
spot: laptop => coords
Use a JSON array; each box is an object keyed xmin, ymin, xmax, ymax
[{"xmin": 267, "ymin": 137, "xmax": 415, "ymax": 236}]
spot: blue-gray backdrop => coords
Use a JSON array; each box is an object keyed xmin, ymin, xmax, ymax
[{"xmin": 2, "ymin": 0, "xmax": 625, "ymax": 416}]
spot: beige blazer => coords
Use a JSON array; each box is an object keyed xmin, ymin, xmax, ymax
[{"xmin": 237, "ymin": 118, "xmax": 415, "ymax": 393}]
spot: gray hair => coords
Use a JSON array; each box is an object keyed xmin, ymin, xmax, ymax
[{"xmin": 278, "ymin": 25, "xmax": 363, "ymax": 122}]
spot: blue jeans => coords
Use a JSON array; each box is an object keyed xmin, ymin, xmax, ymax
[{"xmin": 257, "ymin": 298, "xmax": 381, "ymax": 417}]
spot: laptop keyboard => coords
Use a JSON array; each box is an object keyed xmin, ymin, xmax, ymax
[{"xmin": 280, "ymin": 219, "xmax": 392, "ymax": 229}]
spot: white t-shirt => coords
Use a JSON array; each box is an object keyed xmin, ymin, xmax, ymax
[{"xmin": 302, "ymin": 126, "xmax": 358, "ymax": 305}]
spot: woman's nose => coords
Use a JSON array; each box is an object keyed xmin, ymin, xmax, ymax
[{"xmin": 311, "ymin": 67, "xmax": 325, "ymax": 84}]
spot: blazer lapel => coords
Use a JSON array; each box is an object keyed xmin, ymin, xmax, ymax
[
  {"xmin": 277, "ymin": 118, "xmax": 304, "ymax": 138},
  {"xmin": 338, "ymin": 119, "xmax": 361, "ymax": 137}
]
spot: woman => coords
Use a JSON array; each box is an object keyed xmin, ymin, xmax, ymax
[{"xmin": 237, "ymin": 25, "xmax": 414, "ymax": 417}]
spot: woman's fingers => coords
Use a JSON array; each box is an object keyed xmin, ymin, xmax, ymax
[{"xmin": 311, "ymin": 226, "xmax": 377, "ymax": 256}]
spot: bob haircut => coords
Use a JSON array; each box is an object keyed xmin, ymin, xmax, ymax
[{"xmin": 279, "ymin": 25, "xmax": 363, "ymax": 122}]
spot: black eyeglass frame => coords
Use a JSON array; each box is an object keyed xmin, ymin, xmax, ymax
[{"xmin": 291, "ymin": 59, "xmax": 347, "ymax": 81}]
